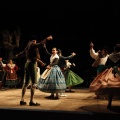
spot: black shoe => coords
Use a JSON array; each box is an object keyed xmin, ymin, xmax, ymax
[
  {"xmin": 45, "ymin": 95, "xmax": 54, "ymax": 99},
  {"xmin": 54, "ymin": 97, "xmax": 59, "ymax": 100},
  {"xmin": 20, "ymin": 101, "xmax": 27, "ymax": 105},
  {"xmin": 29, "ymin": 102, "xmax": 40, "ymax": 106}
]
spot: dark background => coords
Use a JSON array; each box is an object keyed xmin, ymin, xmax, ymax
[{"xmin": 0, "ymin": 1, "xmax": 120, "ymax": 87}]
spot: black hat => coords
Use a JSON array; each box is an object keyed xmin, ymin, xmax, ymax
[
  {"xmin": 114, "ymin": 44, "xmax": 120, "ymax": 52},
  {"xmin": 102, "ymin": 46, "xmax": 110, "ymax": 53}
]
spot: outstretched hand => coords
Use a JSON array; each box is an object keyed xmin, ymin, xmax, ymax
[
  {"xmin": 90, "ymin": 42, "xmax": 94, "ymax": 49},
  {"xmin": 90, "ymin": 42, "xmax": 94, "ymax": 46},
  {"xmin": 71, "ymin": 52, "xmax": 76, "ymax": 56},
  {"xmin": 46, "ymin": 35, "xmax": 53, "ymax": 40},
  {"xmin": 40, "ymin": 35, "xmax": 53, "ymax": 44}
]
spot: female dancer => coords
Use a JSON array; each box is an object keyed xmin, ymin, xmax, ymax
[
  {"xmin": 89, "ymin": 44, "xmax": 120, "ymax": 109},
  {"xmin": 5, "ymin": 59, "xmax": 19, "ymax": 88},
  {"xmin": 43, "ymin": 44, "xmax": 76, "ymax": 96},
  {"xmin": 37, "ymin": 47, "xmax": 66, "ymax": 99},
  {"xmin": 63, "ymin": 60, "xmax": 84, "ymax": 92}
]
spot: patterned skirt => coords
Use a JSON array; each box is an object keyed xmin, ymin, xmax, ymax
[
  {"xmin": 63, "ymin": 69, "xmax": 84, "ymax": 87},
  {"xmin": 37, "ymin": 65, "xmax": 66, "ymax": 93}
]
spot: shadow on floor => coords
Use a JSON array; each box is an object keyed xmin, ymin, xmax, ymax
[{"xmin": 0, "ymin": 108, "xmax": 120, "ymax": 120}]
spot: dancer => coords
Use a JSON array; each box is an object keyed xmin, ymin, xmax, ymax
[
  {"xmin": 90, "ymin": 42, "xmax": 109, "ymax": 75},
  {"xmin": 19, "ymin": 35, "xmax": 53, "ymax": 106},
  {"xmin": 63, "ymin": 60, "xmax": 84, "ymax": 92},
  {"xmin": 89, "ymin": 44, "xmax": 120, "ymax": 109},
  {"xmin": 37, "ymin": 47, "xmax": 66, "ymax": 99},
  {"xmin": 5, "ymin": 59, "xmax": 19, "ymax": 88},
  {"xmin": 43, "ymin": 44, "xmax": 76, "ymax": 96}
]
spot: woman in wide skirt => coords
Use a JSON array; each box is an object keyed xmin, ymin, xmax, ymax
[
  {"xmin": 89, "ymin": 44, "xmax": 120, "ymax": 109},
  {"xmin": 37, "ymin": 47, "xmax": 66, "ymax": 99},
  {"xmin": 63, "ymin": 60, "xmax": 84, "ymax": 91}
]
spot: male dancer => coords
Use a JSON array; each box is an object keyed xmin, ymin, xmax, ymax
[{"xmin": 20, "ymin": 35, "xmax": 53, "ymax": 106}]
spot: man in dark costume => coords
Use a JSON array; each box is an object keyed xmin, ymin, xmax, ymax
[{"xmin": 19, "ymin": 35, "xmax": 53, "ymax": 106}]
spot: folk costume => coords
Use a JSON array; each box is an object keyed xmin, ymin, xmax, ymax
[
  {"xmin": 89, "ymin": 44, "xmax": 120, "ymax": 109},
  {"xmin": 63, "ymin": 61, "xmax": 84, "ymax": 90},
  {"xmin": 37, "ymin": 53, "xmax": 66, "ymax": 94},
  {"xmin": 43, "ymin": 46, "xmax": 75, "ymax": 96},
  {"xmin": 19, "ymin": 35, "xmax": 52, "ymax": 106},
  {"xmin": 5, "ymin": 62, "xmax": 19, "ymax": 87},
  {"xmin": 90, "ymin": 47, "xmax": 109, "ymax": 74}
]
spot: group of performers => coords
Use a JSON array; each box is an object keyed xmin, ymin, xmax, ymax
[
  {"xmin": 89, "ymin": 42, "xmax": 120, "ymax": 109},
  {"xmin": 0, "ymin": 27, "xmax": 21, "ymax": 88},
  {"xmin": 1, "ymin": 31, "xmax": 120, "ymax": 109},
  {"xmin": 37, "ymin": 44, "xmax": 84, "ymax": 99},
  {"xmin": 18, "ymin": 35, "xmax": 84, "ymax": 106}
]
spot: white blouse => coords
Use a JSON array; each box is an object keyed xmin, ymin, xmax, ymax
[
  {"xmin": 90, "ymin": 48, "xmax": 109, "ymax": 65},
  {"xmin": 50, "ymin": 54, "xmax": 59, "ymax": 63}
]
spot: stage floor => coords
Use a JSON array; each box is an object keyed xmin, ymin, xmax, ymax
[{"xmin": 0, "ymin": 87, "xmax": 120, "ymax": 115}]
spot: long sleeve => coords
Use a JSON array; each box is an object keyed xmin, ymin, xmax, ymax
[
  {"xmin": 60, "ymin": 55, "xmax": 74, "ymax": 60},
  {"xmin": 49, "ymin": 58, "xmax": 59, "ymax": 66},
  {"xmin": 44, "ymin": 46, "xmax": 51, "ymax": 56},
  {"xmin": 90, "ymin": 48, "xmax": 99, "ymax": 59},
  {"xmin": 33, "ymin": 38, "xmax": 48, "ymax": 48}
]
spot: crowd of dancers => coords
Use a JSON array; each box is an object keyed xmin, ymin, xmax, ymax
[
  {"xmin": 0, "ymin": 28, "xmax": 120, "ymax": 109},
  {"xmin": 14, "ymin": 35, "xmax": 84, "ymax": 106}
]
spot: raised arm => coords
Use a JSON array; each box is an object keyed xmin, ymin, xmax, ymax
[
  {"xmin": 35, "ymin": 35, "xmax": 53, "ymax": 48},
  {"xmin": 90, "ymin": 42, "xmax": 99, "ymax": 59},
  {"xmin": 60, "ymin": 52, "xmax": 76, "ymax": 60},
  {"xmin": 43, "ymin": 44, "xmax": 51, "ymax": 56}
]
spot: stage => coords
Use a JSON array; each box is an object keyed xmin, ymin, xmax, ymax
[{"xmin": 0, "ymin": 87, "xmax": 120, "ymax": 119}]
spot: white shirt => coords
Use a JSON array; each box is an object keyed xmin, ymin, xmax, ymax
[
  {"xmin": 90, "ymin": 48, "xmax": 109, "ymax": 65},
  {"xmin": 0, "ymin": 61, "xmax": 6, "ymax": 67},
  {"xmin": 50, "ymin": 54, "xmax": 59, "ymax": 63}
]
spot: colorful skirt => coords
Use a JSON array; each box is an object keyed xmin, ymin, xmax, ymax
[
  {"xmin": 37, "ymin": 65, "xmax": 66, "ymax": 93},
  {"xmin": 63, "ymin": 69, "xmax": 84, "ymax": 87},
  {"xmin": 89, "ymin": 67, "xmax": 120, "ymax": 96},
  {"xmin": 5, "ymin": 72, "xmax": 19, "ymax": 86}
]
